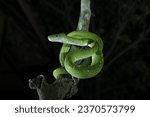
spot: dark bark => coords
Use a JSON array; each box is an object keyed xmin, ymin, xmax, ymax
[{"xmin": 29, "ymin": 75, "xmax": 78, "ymax": 100}]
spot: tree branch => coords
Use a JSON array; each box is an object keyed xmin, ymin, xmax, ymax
[
  {"xmin": 77, "ymin": 0, "xmax": 91, "ymax": 31},
  {"xmin": 28, "ymin": 0, "xmax": 92, "ymax": 100}
]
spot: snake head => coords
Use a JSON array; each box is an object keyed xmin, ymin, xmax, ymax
[{"xmin": 48, "ymin": 33, "xmax": 66, "ymax": 42}]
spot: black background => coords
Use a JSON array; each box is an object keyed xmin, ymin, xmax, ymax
[{"xmin": 0, "ymin": 0, "xmax": 150, "ymax": 99}]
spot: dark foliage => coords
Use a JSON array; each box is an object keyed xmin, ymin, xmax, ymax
[{"xmin": 0, "ymin": 0, "xmax": 149, "ymax": 99}]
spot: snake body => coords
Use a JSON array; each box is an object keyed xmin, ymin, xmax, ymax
[{"xmin": 48, "ymin": 31, "xmax": 104, "ymax": 79}]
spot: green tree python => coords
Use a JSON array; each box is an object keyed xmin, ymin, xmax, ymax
[{"xmin": 48, "ymin": 31, "xmax": 104, "ymax": 80}]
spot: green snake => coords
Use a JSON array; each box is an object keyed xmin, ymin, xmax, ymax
[{"xmin": 48, "ymin": 31, "xmax": 104, "ymax": 80}]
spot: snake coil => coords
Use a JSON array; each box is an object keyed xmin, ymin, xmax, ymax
[{"xmin": 48, "ymin": 31, "xmax": 104, "ymax": 79}]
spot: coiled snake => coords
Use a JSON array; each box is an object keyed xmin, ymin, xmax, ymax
[{"xmin": 48, "ymin": 31, "xmax": 104, "ymax": 80}]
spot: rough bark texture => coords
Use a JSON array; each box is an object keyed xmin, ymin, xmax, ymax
[{"xmin": 29, "ymin": 75, "xmax": 78, "ymax": 100}]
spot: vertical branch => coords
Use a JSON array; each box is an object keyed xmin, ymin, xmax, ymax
[
  {"xmin": 28, "ymin": 0, "xmax": 92, "ymax": 100},
  {"xmin": 77, "ymin": 0, "xmax": 91, "ymax": 31}
]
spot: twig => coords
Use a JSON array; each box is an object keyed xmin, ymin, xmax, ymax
[
  {"xmin": 105, "ymin": 1, "xmax": 137, "ymax": 60},
  {"xmin": 102, "ymin": 27, "xmax": 150, "ymax": 74}
]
